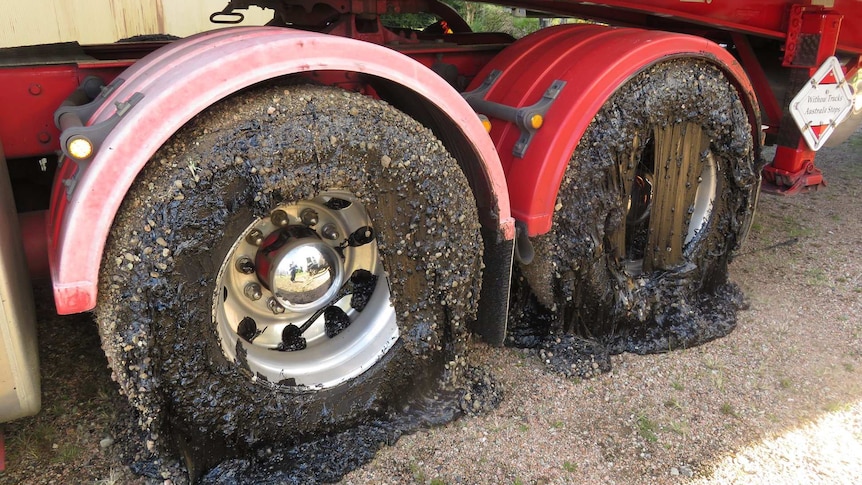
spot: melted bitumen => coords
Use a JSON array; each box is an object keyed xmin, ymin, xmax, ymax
[
  {"xmin": 96, "ymin": 62, "xmax": 756, "ymax": 483},
  {"xmin": 509, "ymin": 59, "xmax": 757, "ymax": 378},
  {"xmin": 96, "ymin": 84, "xmax": 489, "ymax": 483},
  {"xmin": 506, "ymin": 271, "xmax": 747, "ymax": 379},
  {"xmin": 198, "ymin": 365, "xmax": 500, "ymax": 484},
  {"xmin": 114, "ymin": 363, "xmax": 501, "ymax": 484}
]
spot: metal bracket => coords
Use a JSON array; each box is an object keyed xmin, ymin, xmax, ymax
[
  {"xmin": 53, "ymin": 76, "xmax": 122, "ymax": 129},
  {"xmin": 782, "ymin": 4, "xmax": 806, "ymax": 67},
  {"xmin": 210, "ymin": 2, "xmax": 247, "ymax": 24},
  {"xmin": 462, "ymin": 70, "xmax": 566, "ymax": 158},
  {"xmin": 514, "ymin": 220, "xmax": 534, "ymax": 264},
  {"xmin": 60, "ymin": 92, "xmax": 145, "ymax": 198},
  {"xmin": 782, "ymin": 4, "xmax": 843, "ymax": 68}
]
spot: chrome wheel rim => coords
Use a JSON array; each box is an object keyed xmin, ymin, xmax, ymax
[{"xmin": 213, "ymin": 190, "xmax": 398, "ymax": 390}]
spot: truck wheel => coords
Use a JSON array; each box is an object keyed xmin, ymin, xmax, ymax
[
  {"xmin": 522, "ymin": 59, "xmax": 757, "ymax": 347},
  {"xmin": 96, "ymin": 84, "xmax": 482, "ymax": 470}
]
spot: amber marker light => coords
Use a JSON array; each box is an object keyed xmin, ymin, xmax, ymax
[
  {"xmin": 67, "ymin": 136, "xmax": 94, "ymax": 160},
  {"xmin": 529, "ymin": 113, "xmax": 544, "ymax": 129}
]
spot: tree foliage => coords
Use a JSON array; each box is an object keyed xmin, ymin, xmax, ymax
[
  {"xmin": 446, "ymin": 1, "xmax": 540, "ymax": 38},
  {"xmin": 381, "ymin": 1, "xmax": 543, "ymax": 38}
]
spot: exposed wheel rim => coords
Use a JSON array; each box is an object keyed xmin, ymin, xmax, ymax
[
  {"xmin": 615, "ymin": 122, "xmax": 717, "ymax": 275},
  {"xmin": 214, "ymin": 190, "xmax": 399, "ymax": 390}
]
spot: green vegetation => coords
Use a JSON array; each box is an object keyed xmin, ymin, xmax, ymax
[
  {"xmin": 668, "ymin": 420, "xmax": 689, "ymax": 437},
  {"xmin": 780, "ymin": 215, "xmax": 813, "ymax": 238},
  {"xmin": 720, "ymin": 402, "xmax": 739, "ymax": 418},
  {"xmin": 711, "ymin": 371, "xmax": 726, "ymax": 392},
  {"xmin": 636, "ymin": 413, "xmax": 659, "ymax": 442},
  {"xmin": 382, "ymin": 2, "xmax": 593, "ymax": 39},
  {"xmin": 803, "ymin": 268, "xmax": 829, "ymax": 286},
  {"xmin": 54, "ymin": 443, "xmax": 82, "ymax": 464},
  {"xmin": 825, "ymin": 401, "xmax": 851, "ymax": 413},
  {"xmin": 449, "ymin": 1, "xmax": 540, "ymax": 38},
  {"xmin": 409, "ymin": 461, "xmax": 426, "ymax": 482},
  {"xmin": 703, "ymin": 355, "xmax": 721, "ymax": 371},
  {"xmin": 8, "ymin": 421, "xmax": 57, "ymax": 462},
  {"xmin": 563, "ymin": 460, "xmax": 578, "ymax": 472}
]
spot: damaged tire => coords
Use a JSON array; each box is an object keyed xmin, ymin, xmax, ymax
[
  {"xmin": 96, "ymin": 84, "xmax": 482, "ymax": 474},
  {"xmin": 522, "ymin": 59, "xmax": 758, "ymax": 351}
]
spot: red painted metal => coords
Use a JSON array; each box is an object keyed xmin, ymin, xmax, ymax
[
  {"xmin": 396, "ymin": 36, "xmax": 509, "ymax": 82},
  {"xmin": 0, "ymin": 66, "xmax": 76, "ymax": 159},
  {"xmin": 0, "ymin": 58, "xmax": 143, "ymax": 160},
  {"xmin": 762, "ymin": 146, "xmax": 824, "ymax": 195},
  {"xmin": 467, "ymin": 24, "xmax": 760, "ymax": 236},
  {"xmin": 19, "ymin": 211, "xmax": 49, "ymax": 281},
  {"xmin": 783, "ymin": 5, "xmax": 843, "ymax": 68},
  {"xmin": 47, "ymin": 26, "xmax": 513, "ymax": 314},
  {"xmin": 496, "ymin": 0, "xmax": 862, "ymax": 55},
  {"xmin": 0, "ymin": 39, "xmax": 501, "ymax": 162},
  {"xmin": 762, "ymin": 5, "xmax": 843, "ymax": 195},
  {"xmin": 0, "ymin": 65, "xmax": 125, "ymax": 159},
  {"xmin": 323, "ymin": 15, "xmax": 419, "ymax": 45},
  {"xmin": 731, "ymin": 33, "xmax": 783, "ymax": 130}
]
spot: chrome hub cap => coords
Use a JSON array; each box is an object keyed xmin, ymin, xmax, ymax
[{"xmin": 256, "ymin": 226, "xmax": 343, "ymax": 312}]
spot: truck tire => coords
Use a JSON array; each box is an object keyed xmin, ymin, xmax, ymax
[
  {"xmin": 96, "ymin": 84, "xmax": 482, "ymax": 471},
  {"xmin": 521, "ymin": 59, "xmax": 757, "ymax": 350}
]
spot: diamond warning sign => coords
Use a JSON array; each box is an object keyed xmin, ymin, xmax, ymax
[{"xmin": 789, "ymin": 56, "xmax": 854, "ymax": 151}]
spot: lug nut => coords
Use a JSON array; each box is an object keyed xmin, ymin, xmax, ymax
[
  {"xmin": 267, "ymin": 297, "xmax": 285, "ymax": 314},
  {"xmin": 300, "ymin": 208, "xmax": 319, "ymax": 226},
  {"xmin": 243, "ymin": 283, "xmax": 262, "ymax": 301},
  {"xmin": 246, "ymin": 229, "xmax": 264, "ymax": 246},
  {"xmin": 321, "ymin": 223, "xmax": 339, "ymax": 240},
  {"xmin": 235, "ymin": 256, "xmax": 255, "ymax": 274},
  {"xmin": 271, "ymin": 209, "xmax": 289, "ymax": 227}
]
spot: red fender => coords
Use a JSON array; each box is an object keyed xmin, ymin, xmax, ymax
[
  {"xmin": 468, "ymin": 24, "xmax": 760, "ymax": 236},
  {"xmin": 49, "ymin": 27, "xmax": 512, "ymax": 314}
]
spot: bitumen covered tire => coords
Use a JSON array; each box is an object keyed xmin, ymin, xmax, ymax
[
  {"xmin": 521, "ymin": 59, "xmax": 758, "ymax": 350},
  {"xmin": 95, "ymin": 84, "xmax": 482, "ymax": 472}
]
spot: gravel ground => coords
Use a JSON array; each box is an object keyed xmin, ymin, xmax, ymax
[{"xmin": 1, "ymin": 130, "xmax": 860, "ymax": 484}]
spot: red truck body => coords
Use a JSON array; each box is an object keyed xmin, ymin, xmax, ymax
[{"xmin": 508, "ymin": 0, "xmax": 862, "ymax": 54}]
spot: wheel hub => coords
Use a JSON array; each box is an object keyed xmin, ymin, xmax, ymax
[
  {"xmin": 255, "ymin": 226, "xmax": 343, "ymax": 312},
  {"xmin": 213, "ymin": 190, "xmax": 399, "ymax": 390}
]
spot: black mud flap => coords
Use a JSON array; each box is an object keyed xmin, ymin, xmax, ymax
[
  {"xmin": 172, "ymin": 423, "xmax": 234, "ymax": 483},
  {"xmin": 471, "ymin": 227, "xmax": 514, "ymax": 346}
]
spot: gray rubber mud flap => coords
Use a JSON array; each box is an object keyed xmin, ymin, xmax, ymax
[{"xmin": 471, "ymin": 227, "xmax": 514, "ymax": 346}]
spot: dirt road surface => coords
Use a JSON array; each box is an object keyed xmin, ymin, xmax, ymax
[{"xmin": 1, "ymin": 130, "xmax": 861, "ymax": 484}]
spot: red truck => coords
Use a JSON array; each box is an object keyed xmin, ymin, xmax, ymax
[{"xmin": 1, "ymin": 0, "xmax": 860, "ymax": 478}]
